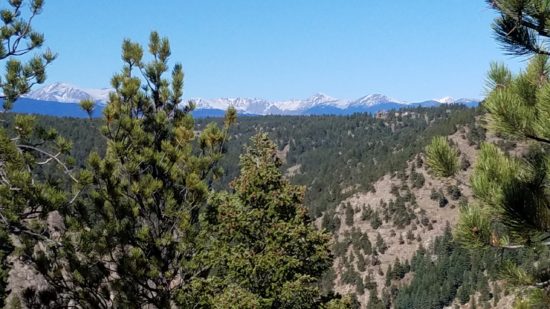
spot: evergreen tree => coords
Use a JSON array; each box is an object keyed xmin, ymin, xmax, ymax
[
  {"xmin": 0, "ymin": 0, "xmax": 56, "ymax": 305},
  {"xmin": 426, "ymin": 1, "xmax": 550, "ymax": 306},
  {"xmin": 366, "ymin": 288, "xmax": 384, "ymax": 309},
  {"xmin": 345, "ymin": 203, "xmax": 354, "ymax": 226},
  {"xmin": 207, "ymin": 133, "xmax": 335, "ymax": 308},
  {"xmin": 26, "ymin": 32, "xmax": 236, "ymax": 307},
  {"xmin": 424, "ymin": 136, "xmax": 459, "ymax": 178},
  {"xmin": 375, "ymin": 233, "xmax": 387, "ymax": 254}
]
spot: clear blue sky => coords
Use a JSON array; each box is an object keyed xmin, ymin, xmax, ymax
[{"xmin": 33, "ymin": 0, "xmax": 524, "ymax": 101}]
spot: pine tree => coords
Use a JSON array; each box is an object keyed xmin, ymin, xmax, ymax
[
  {"xmin": 425, "ymin": 1, "xmax": 550, "ymax": 307},
  {"xmin": 0, "ymin": 0, "xmax": 56, "ymax": 111},
  {"xmin": 376, "ymin": 233, "xmax": 387, "ymax": 254},
  {"xmin": 26, "ymin": 32, "xmax": 236, "ymax": 307},
  {"xmin": 345, "ymin": 203, "xmax": 354, "ymax": 226},
  {"xmin": 424, "ymin": 136, "xmax": 459, "ymax": 178},
  {"xmin": 209, "ymin": 133, "xmax": 335, "ymax": 308},
  {"xmin": 0, "ymin": 0, "xmax": 57, "ymax": 305},
  {"xmin": 366, "ymin": 288, "xmax": 384, "ymax": 309}
]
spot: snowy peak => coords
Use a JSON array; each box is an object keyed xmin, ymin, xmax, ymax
[
  {"xmin": 434, "ymin": 97, "xmax": 480, "ymax": 105},
  {"xmin": 84, "ymin": 87, "xmax": 113, "ymax": 102},
  {"xmin": 26, "ymin": 83, "xmax": 92, "ymax": 103},
  {"xmin": 305, "ymin": 93, "xmax": 337, "ymax": 104},
  {"xmin": 301, "ymin": 93, "xmax": 350, "ymax": 109},
  {"xmin": 194, "ymin": 97, "xmax": 271, "ymax": 113},
  {"xmin": 25, "ymin": 82, "xmax": 112, "ymax": 104},
  {"xmin": 23, "ymin": 82, "xmax": 480, "ymax": 116},
  {"xmin": 351, "ymin": 94, "xmax": 402, "ymax": 106},
  {"xmin": 435, "ymin": 96, "xmax": 455, "ymax": 104}
]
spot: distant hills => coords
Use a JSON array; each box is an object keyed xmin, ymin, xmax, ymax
[{"xmin": 7, "ymin": 82, "xmax": 480, "ymax": 118}]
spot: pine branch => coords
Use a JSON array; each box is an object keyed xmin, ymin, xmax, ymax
[
  {"xmin": 525, "ymin": 134, "xmax": 550, "ymax": 145},
  {"xmin": 17, "ymin": 144, "xmax": 79, "ymax": 183},
  {"xmin": 491, "ymin": 0, "xmax": 550, "ymax": 38}
]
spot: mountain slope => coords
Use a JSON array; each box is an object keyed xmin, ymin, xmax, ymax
[{"xmin": 326, "ymin": 129, "xmax": 479, "ymax": 307}]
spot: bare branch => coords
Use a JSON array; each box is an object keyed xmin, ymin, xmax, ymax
[{"xmin": 17, "ymin": 144, "xmax": 79, "ymax": 183}]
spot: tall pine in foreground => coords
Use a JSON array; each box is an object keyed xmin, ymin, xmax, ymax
[
  {"xmin": 425, "ymin": 1, "xmax": 550, "ymax": 307},
  {"xmin": 25, "ymin": 32, "xmax": 236, "ymax": 307},
  {"xmin": 208, "ymin": 133, "xmax": 334, "ymax": 308}
]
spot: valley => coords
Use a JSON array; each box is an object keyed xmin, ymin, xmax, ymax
[{"xmin": 3, "ymin": 104, "xmax": 515, "ymax": 308}]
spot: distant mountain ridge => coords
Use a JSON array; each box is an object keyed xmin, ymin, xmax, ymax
[
  {"xmin": 24, "ymin": 82, "xmax": 113, "ymax": 104},
  {"xmin": 15, "ymin": 82, "xmax": 480, "ymax": 118}
]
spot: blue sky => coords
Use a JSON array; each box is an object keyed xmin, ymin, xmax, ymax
[{"xmin": 32, "ymin": 0, "xmax": 523, "ymax": 102}]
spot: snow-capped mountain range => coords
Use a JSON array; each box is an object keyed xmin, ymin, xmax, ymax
[
  {"xmin": 25, "ymin": 82, "xmax": 113, "ymax": 104},
  {"xmin": 18, "ymin": 82, "xmax": 480, "ymax": 118}
]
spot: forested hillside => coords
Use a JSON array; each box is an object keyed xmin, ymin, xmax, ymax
[
  {"xmin": 2, "ymin": 104, "xmax": 481, "ymax": 218},
  {"xmin": 3, "ymin": 0, "xmax": 550, "ymax": 308},
  {"xmin": 2, "ymin": 104, "xmax": 488, "ymax": 308}
]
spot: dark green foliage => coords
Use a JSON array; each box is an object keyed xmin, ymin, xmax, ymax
[
  {"xmin": 320, "ymin": 268, "xmax": 336, "ymax": 294},
  {"xmin": 361, "ymin": 204, "xmax": 373, "ymax": 221},
  {"xmin": 375, "ymin": 233, "xmax": 387, "ymax": 254},
  {"xmin": 430, "ymin": 188, "xmax": 449, "ymax": 207},
  {"xmin": 0, "ymin": 229, "xmax": 11, "ymax": 307},
  {"xmin": 209, "ymin": 105, "xmax": 481, "ymax": 218},
  {"xmin": 356, "ymin": 251, "xmax": 367, "ymax": 272},
  {"xmin": 390, "ymin": 184, "xmax": 399, "ymax": 196},
  {"xmin": 391, "ymin": 225, "xmax": 548, "ymax": 309},
  {"xmin": 0, "ymin": 0, "xmax": 56, "ymax": 111},
  {"xmin": 477, "ymin": 275, "xmax": 491, "ymax": 302},
  {"xmin": 384, "ymin": 265, "xmax": 392, "ymax": 287},
  {"xmin": 0, "ymin": 1, "xmax": 57, "ymax": 304},
  {"xmin": 2, "ymin": 96, "xmax": 482, "ymax": 308},
  {"xmin": 26, "ymin": 32, "xmax": 237, "ymax": 307},
  {"xmin": 355, "ymin": 276, "xmax": 365, "ymax": 295},
  {"xmin": 438, "ymin": 195, "xmax": 449, "ymax": 208},
  {"xmin": 370, "ymin": 211, "xmax": 382, "ymax": 230},
  {"xmin": 394, "ymin": 229, "xmax": 473, "ymax": 309},
  {"xmin": 0, "ymin": 1, "xmax": 491, "ymax": 306},
  {"xmin": 366, "ymin": 288, "xmax": 385, "ymax": 309},
  {"xmin": 322, "ymin": 209, "xmax": 341, "ymax": 233},
  {"xmin": 460, "ymin": 156, "xmax": 471, "ymax": 171},
  {"xmin": 350, "ymin": 228, "xmax": 371, "ymax": 254},
  {"xmin": 410, "ymin": 170, "xmax": 425, "ymax": 188},
  {"xmin": 210, "ymin": 133, "xmax": 334, "ymax": 308},
  {"xmin": 341, "ymin": 267, "xmax": 361, "ymax": 287},
  {"xmin": 386, "ymin": 195, "xmax": 416, "ymax": 229},
  {"xmin": 450, "ymin": 2, "xmax": 550, "ymax": 305},
  {"xmin": 333, "ymin": 240, "xmax": 350, "ymax": 257},
  {"xmin": 466, "ymin": 124, "xmax": 486, "ymax": 147},
  {"xmin": 364, "ymin": 274, "xmax": 376, "ymax": 290},
  {"xmin": 446, "ymin": 185, "xmax": 461, "ymax": 201},
  {"xmin": 345, "ymin": 203, "xmax": 355, "ymax": 226},
  {"xmin": 7, "ymin": 104, "xmax": 481, "ymax": 223},
  {"xmin": 386, "ymin": 258, "xmax": 410, "ymax": 283},
  {"xmin": 457, "ymin": 285, "xmax": 470, "ymax": 305}
]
